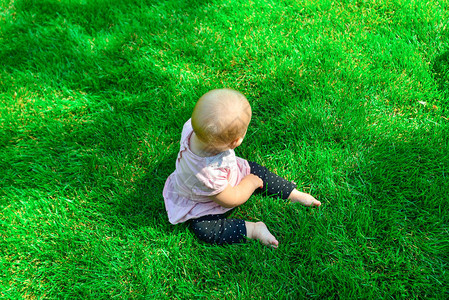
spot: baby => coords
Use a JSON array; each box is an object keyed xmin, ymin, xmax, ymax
[{"xmin": 163, "ymin": 89, "xmax": 321, "ymax": 248}]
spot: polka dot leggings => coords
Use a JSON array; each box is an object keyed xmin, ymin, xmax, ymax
[
  {"xmin": 190, "ymin": 214, "xmax": 247, "ymax": 245},
  {"xmin": 248, "ymin": 161, "xmax": 297, "ymax": 200},
  {"xmin": 190, "ymin": 161, "xmax": 297, "ymax": 245}
]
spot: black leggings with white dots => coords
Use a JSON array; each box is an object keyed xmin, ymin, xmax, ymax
[{"xmin": 189, "ymin": 161, "xmax": 297, "ymax": 245}]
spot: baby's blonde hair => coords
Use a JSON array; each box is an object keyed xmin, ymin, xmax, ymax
[{"xmin": 191, "ymin": 89, "xmax": 251, "ymax": 146}]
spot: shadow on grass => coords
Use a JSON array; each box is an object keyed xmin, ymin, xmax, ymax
[
  {"xmin": 432, "ymin": 49, "xmax": 449, "ymax": 114},
  {"xmin": 350, "ymin": 125, "xmax": 448, "ymax": 236},
  {"xmin": 1, "ymin": 0, "xmax": 210, "ymax": 94},
  {"xmin": 432, "ymin": 50, "xmax": 449, "ymax": 90}
]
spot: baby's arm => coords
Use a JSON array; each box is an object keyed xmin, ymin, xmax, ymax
[{"xmin": 209, "ymin": 174, "xmax": 263, "ymax": 208}]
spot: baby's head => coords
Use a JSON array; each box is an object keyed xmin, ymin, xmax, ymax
[{"xmin": 191, "ymin": 89, "xmax": 251, "ymax": 150}]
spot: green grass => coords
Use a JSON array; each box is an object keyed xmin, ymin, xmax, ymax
[{"xmin": 1, "ymin": 0, "xmax": 448, "ymax": 298}]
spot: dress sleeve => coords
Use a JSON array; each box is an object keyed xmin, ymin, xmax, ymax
[{"xmin": 192, "ymin": 166, "xmax": 229, "ymax": 197}]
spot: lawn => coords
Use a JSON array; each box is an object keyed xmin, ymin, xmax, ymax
[{"xmin": 1, "ymin": 0, "xmax": 448, "ymax": 298}]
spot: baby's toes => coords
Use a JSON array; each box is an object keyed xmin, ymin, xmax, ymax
[{"xmin": 312, "ymin": 200, "xmax": 322, "ymax": 207}]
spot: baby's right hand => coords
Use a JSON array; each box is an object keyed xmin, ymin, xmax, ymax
[{"xmin": 248, "ymin": 174, "xmax": 263, "ymax": 189}]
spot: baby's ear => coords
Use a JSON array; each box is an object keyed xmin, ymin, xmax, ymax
[{"xmin": 230, "ymin": 137, "xmax": 243, "ymax": 149}]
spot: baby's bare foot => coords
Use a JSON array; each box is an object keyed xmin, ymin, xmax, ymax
[
  {"xmin": 301, "ymin": 197, "xmax": 321, "ymax": 207},
  {"xmin": 288, "ymin": 189, "xmax": 321, "ymax": 207},
  {"xmin": 246, "ymin": 221, "xmax": 279, "ymax": 248}
]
